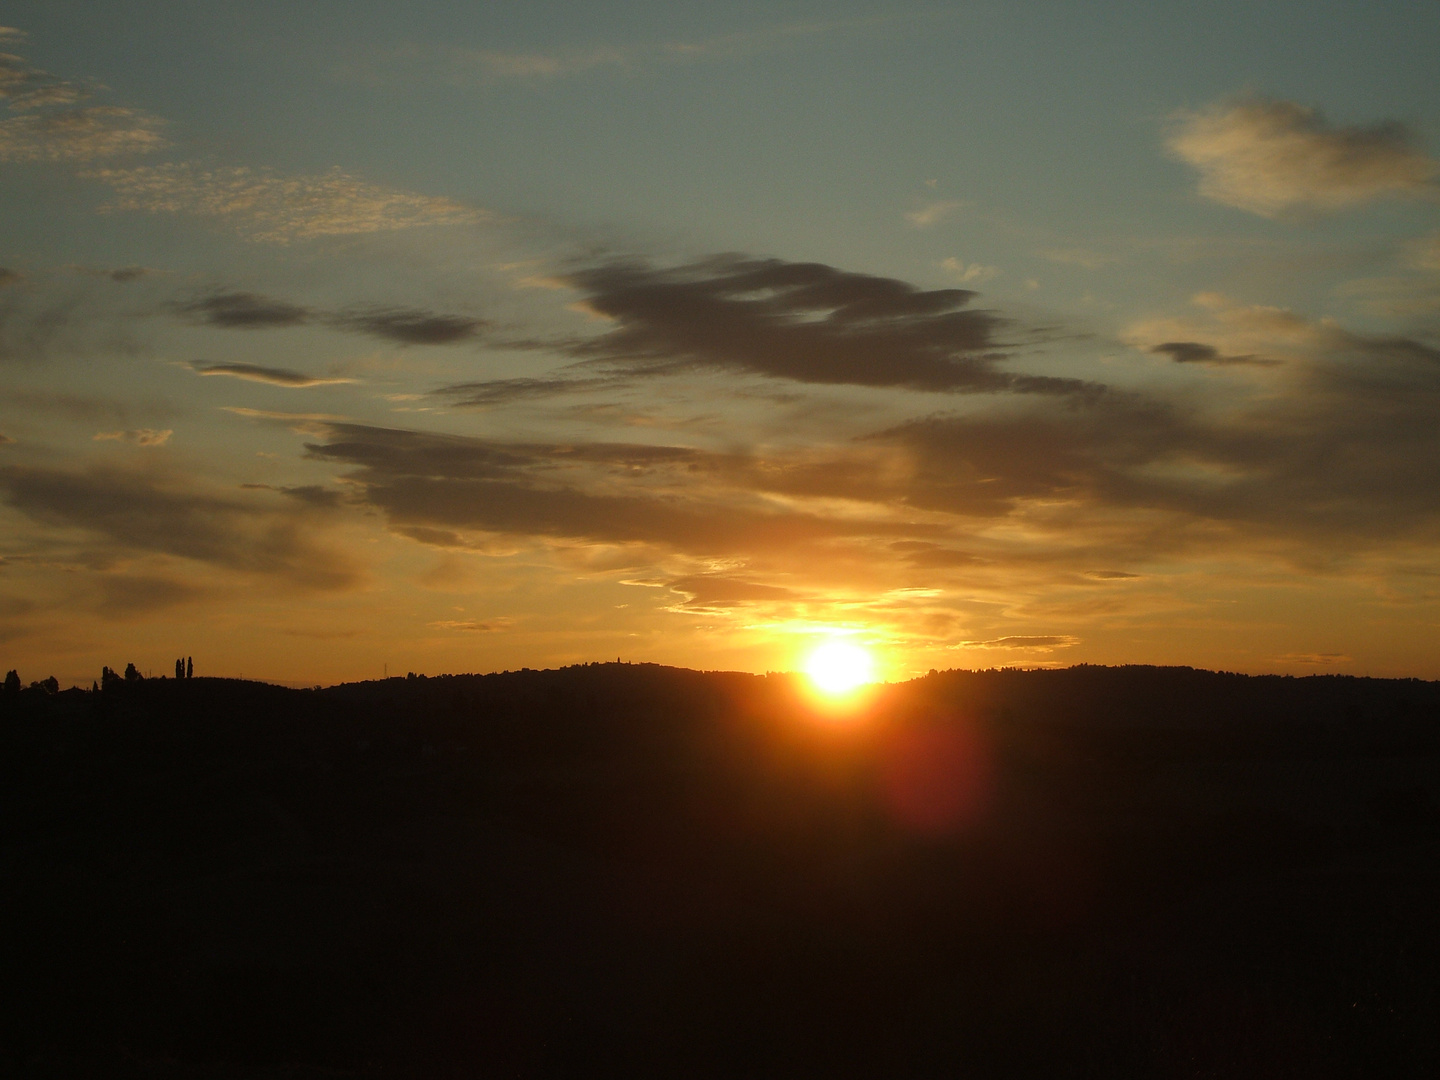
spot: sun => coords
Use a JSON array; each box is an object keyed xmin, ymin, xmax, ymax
[{"xmin": 804, "ymin": 640, "xmax": 875, "ymax": 695}]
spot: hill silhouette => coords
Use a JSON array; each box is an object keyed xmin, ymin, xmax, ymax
[{"xmin": 4, "ymin": 663, "xmax": 1440, "ymax": 1077}]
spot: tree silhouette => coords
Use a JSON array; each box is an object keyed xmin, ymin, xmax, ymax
[
  {"xmin": 175, "ymin": 658, "xmax": 184, "ymax": 680},
  {"xmin": 3, "ymin": 669, "xmax": 19, "ymax": 694},
  {"xmin": 186, "ymin": 656, "xmax": 193, "ymax": 680},
  {"xmin": 124, "ymin": 663, "xmax": 142, "ymax": 683}
]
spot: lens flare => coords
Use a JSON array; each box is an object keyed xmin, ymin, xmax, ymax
[{"xmin": 804, "ymin": 640, "xmax": 874, "ymax": 695}]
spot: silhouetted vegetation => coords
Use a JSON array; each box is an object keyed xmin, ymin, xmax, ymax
[{"xmin": 3, "ymin": 664, "xmax": 1439, "ymax": 1077}]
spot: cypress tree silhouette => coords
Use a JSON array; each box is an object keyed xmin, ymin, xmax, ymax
[
  {"xmin": 175, "ymin": 658, "xmax": 184, "ymax": 680},
  {"xmin": 3, "ymin": 669, "xmax": 19, "ymax": 694},
  {"xmin": 101, "ymin": 666, "xmax": 121, "ymax": 690},
  {"xmin": 123, "ymin": 663, "xmax": 141, "ymax": 683},
  {"xmin": 186, "ymin": 656, "xmax": 193, "ymax": 680}
]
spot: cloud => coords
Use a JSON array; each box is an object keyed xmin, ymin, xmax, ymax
[
  {"xmin": 0, "ymin": 35, "xmax": 86, "ymax": 109},
  {"xmin": 0, "ymin": 268, "xmax": 22, "ymax": 287},
  {"xmin": 430, "ymin": 375, "xmax": 624, "ymax": 408},
  {"xmin": 300, "ymin": 422, "xmax": 932, "ymax": 559},
  {"xmin": 959, "ymin": 635, "xmax": 1080, "ymax": 650},
  {"xmin": 428, "ymin": 618, "xmax": 514, "ymax": 632},
  {"xmin": 93, "ymin": 574, "xmax": 204, "ymax": 618},
  {"xmin": 562, "ymin": 256, "xmax": 1091, "ymax": 395},
  {"xmin": 188, "ymin": 361, "xmax": 354, "ymax": 387},
  {"xmin": 344, "ymin": 16, "xmax": 915, "ymax": 86},
  {"xmin": 87, "ymin": 163, "xmax": 484, "ymax": 242},
  {"xmin": 1168, "ymin": 97, "xmax": 1440, "ymax": 216},
  {"xmin": 93, "ymin": 428, "xmax": 172, "ymax": 446},
  {"xmin": 0, "ymin": 32, "xmax": 166, "ymax": 163},
  {"xmin": 70, "ymin": 264, "xmax": 159, "ymax": 283},
  {"xmin": 176, "ymin": 291, "xmax": 311, "ymax": 328},
  {"xmin": 667, "ymin": 575, "xmax": 797, "ymax": 609},
  {"xmin": 0, "ymin": 464, "xmax": 358, "ymax": 589},
  {"xmin": 328, "ymin": 306, "xmax": 485, "ymax": 345},
  {"xmin": 0, "ymin": 433, "xmax": 14, "ymax": 445},
  {"xmin": 877, "ymin": 305, "xmax": 1440, "ymax": 556},
  {"xmin": 1272, "ymin": 652, "xmax": 1351, "ymax": 666},
  {"xmin": 940, "ymin": 257, "xmax": 999, "ymax": 283},
  {"xmin": 0, "ymin": 105, "xmax": 166, "ymax": 162},
  {"xmin": 1149, "ymin": 341, "xmax": 1267, "ymax": 366},
  {"xmin": 905, "ymin": 200, "xmax": 964, "ymax": 227},
  {"xmin": 173, "ymin": 289, "xmax": 484, "ymax": 345},
  {"xmin": 1040, "ymin": 248, "xmax": 1115, "ymax": 270}
]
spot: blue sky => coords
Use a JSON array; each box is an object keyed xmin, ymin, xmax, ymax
[{"xmin": 3, "ymin": 2, "xmax": 1440, "ymax": 684}]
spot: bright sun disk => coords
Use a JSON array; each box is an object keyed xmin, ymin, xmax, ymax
[{"xmin": 805, "ymin": 640, "xmax": 875, "ymax": 695}]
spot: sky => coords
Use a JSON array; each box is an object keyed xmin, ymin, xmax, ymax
[{"xmin": 3, "ymin": 1, "xmax": 1440, "ymax": 686}]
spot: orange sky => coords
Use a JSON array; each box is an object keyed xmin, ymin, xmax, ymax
[{"xmin": 3, "ymin": 7, "xmax": 1440, "ymax": 685}]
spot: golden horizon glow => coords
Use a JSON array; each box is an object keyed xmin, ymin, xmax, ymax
[{"xmin": 804, "ymin": 640, "xmax": 875, "ymax": 695}]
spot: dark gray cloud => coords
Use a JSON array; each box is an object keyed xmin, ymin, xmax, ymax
[
  {"xmin": 303, "ymin": 422, "xmax": 933, "ymax": 557},
  {"xmin": 1150, "ymin": 341, "xmax": 1267, "ymax": 366},
  {"xmin": 563, "ymin": 256, "xmax": 1093, "ymax": 394},
  {"xmin": 879, "ymin": 323, "xmax": 1440, "ymax": 553},
  {"xmin": 176, "ymin": 291, "xmax": 311, "ymax": 328},
  {"xmin": 174, "ymin": 290, "xmax": 485, "ymax": 345},
  {"xmin": 329, "ymin": 306, "xmax": 485, "ymax": 345},
  {"xmin": 71, "ymin": 264, "xmax": 157, "ymax": 283},
  {"xmin": 0, "ymin": 464, "xmax": 358, "ymax": 589},
  {"xmin": 188, "ymin": 361, "xmax": 353, "ymax": 387}
]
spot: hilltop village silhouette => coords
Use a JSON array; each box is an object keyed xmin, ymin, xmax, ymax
[{"xmin": 5, "ymin": 660, "xmax": 1440, "ymax": 1076}]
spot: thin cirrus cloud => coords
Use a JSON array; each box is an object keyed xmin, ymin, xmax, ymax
[
  {"xmin": 347, "ymin": 16, "xmax": 916, "ymax": 86},
  {"xmin": 905, "ymin": 200, "xmax": 964, "ymax": 228},
  {"xmin": 0, "ymin": 30, "xmax": 166, "ymax": 162},
  {"xmin": 940, "ymin": 257, "xmax": 999, "ymax": 283},
  {"xmin": 93, "ymin": 428, "xmax": 172, "ymax": 446},
  {"xmin": 173, "ymin": 290, "xmax": 486, "ymax": 345},
  {"xmin": 959, "ymin": 636, "xmax": 1080, "ymax": 650},
  {"xmin": 1167, "ymin": 97, "xmax": 1440, "ymax": 216},
  {"xmin": 187, "ymin": 362, "xmax": 355, "ymax": 388},
  {"xmin": 560, "ymin": 256, "xmax": 1092, "ymax": 395},
  {"xmin": 86, "ymin": 163, "xmax": 485, "ymax": 243}
]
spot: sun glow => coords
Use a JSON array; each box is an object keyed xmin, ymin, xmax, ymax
[{"xmin": 804, "ymin": 640, "xmax": 875, "ymax": 695}]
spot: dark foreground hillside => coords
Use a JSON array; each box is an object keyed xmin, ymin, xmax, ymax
[{"xmin": 4, "ymin": 664, "xmax": 1440, "ymax": 1078}]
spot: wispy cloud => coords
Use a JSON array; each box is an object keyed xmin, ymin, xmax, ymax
[
  {"xmin": 905, "ymin": 200, "xmax": 964, "ymax": 228},
  {"xmin": 342, "ymin": 15, "xmax": 923, "ymax": 86},
  {"xmin": 93, "ymin": 428, "xmax": 172, "ymax": 446},
  {"xmin": 940, "ymin": 257, "xmax": 999, "ymax": 283},
  {"xmin": 1168, "ymin": 97, "xmax": 1439, "ymax": 216},
  {"xmin": 958, "ymin": 636, "xmax": 1080, "ymax": 650},
  {"xmin": 428, "ymin": 618, "xmax": 514, "ymax": 632},
  {"xmin": 87, "ymin": 163, "xmax": 484, "ymax": 242},
  {"xmin": 188, "ymin": 362, "xmax": 354, "ymax": 388},
  {"xmin": 0, "ymin": 105, "xmax": 165, "ymax": 163},
  {"xmin": 0, "ymin": 33, "xmax": 165, "ymax": 161}
]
